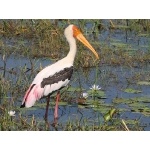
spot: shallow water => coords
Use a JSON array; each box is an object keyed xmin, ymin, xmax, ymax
[
  {"xmin": 0, "ymin": 55, "xmax": 150, "ymax": 130},
  {"xmin": 0, "ymin": 21, "xmax": 150, "ymax": 130}
]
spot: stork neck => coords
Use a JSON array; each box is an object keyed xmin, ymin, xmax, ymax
[{"xmin": 66, "ymin": 37, "xmax": 77, "ymax": 64}]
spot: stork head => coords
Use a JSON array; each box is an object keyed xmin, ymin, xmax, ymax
[{"xmin": 64, "ymin": 24, "xmax": 99, "ymax": 59}]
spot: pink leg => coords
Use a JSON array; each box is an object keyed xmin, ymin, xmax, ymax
[
  {"xmin": 54, "ymin": 91, "xmax": 60, "ymax": 119},
  {"xmin": 44, "ymin": 95, "xmax": 50, "ymax": 122}
]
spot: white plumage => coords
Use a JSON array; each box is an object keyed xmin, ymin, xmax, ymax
[{"xmin": 21, "ymin": 24, "xmax": 99, "ymax": 121}]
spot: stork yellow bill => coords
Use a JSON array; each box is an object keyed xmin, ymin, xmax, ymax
[{"xmin": 73, "ymin": 25, "xmax": 99, "ymax": 59}]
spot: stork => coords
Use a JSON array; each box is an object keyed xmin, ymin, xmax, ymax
[{"xmin": 20, "ymin": 24, "xmax": 99, "ymax": 123}]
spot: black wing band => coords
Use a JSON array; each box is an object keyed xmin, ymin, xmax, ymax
[{"xmin": 41, "ymin": 66, "xmax": 73, "ymax": 88}]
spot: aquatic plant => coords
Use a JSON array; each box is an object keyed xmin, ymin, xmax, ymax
[
  {"xmin": 0, "ymin": 19, "xmax": 150, "ymax": 131},
  {"xmin": 90, "ymin": 84, "xmax": 101, "ymax": 91},
  {"xmin": 8, "ymin": 110, "xmax": 15, "ymax": 116}
]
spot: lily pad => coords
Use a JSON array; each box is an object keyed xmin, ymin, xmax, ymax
[
  {"xmin": 78, "ymin": 105, "xmax": 86, "ymax": 109},
  {"xmin": 129, "ymin": 102, "xmax": 148, "ymax": 108},
  {"xmin": 58, "ymin": 101, "xmax": 68, "ymax": 106},
  {"xmin": 17, "ymin": 107, "xmax": 38, "ymax": 111},
  {"xmin": 35, "ymin": 101, "xmax": 68, "ymax": 108},
  {"xmin": 124, "ymin": 49, "xmax": 137, "ymax": 56},
  {"xmin": 124, "ymin": 119, "xmax": 139, "ymax": 125},
  {"xmin": 113, "ymin": 97, "xmax": 150, "ymax": 105},
  {"xmin": 131, "ymin": 107, "xmax": 150, "ymax": 117},
  {"xmin": 132, "ymin": 97, "xmax": 150, "ymax": 103},
  {"xmin": 87, "ymin": 99, "xmax": 105, "ymax": 107},
  {"xmin": 113, "ymin": 98, "xmax": 132, "ymax": 104},
  {"xmin": 67, "ymin": 87, "xmax": 84, "ymax": 92},
  {"xmin": 110, "ymin": 42, "xmax": 128, "ymax": 48},
  {"xmin": 137, "ymin": 81, "xmax": 150, "ymax": 86},
  {"xmin": 118, "ymin": 108, "xmax": 130, "ymax": 112},
  {"xmin": 92, "ymin": 103, "xmax": 113, "ymax": 114},
  {"xmin": 113, "ymin": 97, "xmax": 150, "ymax": 117},
  {"xmin": 93, "ymin": 106, "xmax": 111, "ymax": 114},
  {"xmin": 115, "ymin": 25, "xmax": 130, "ymax": 29},
  {"xmin": 138, "ymin": 33, "xmax": 149, "ymax": 37},
  {"xmin": 123, "ymin": 88, "xmax": 142, "ymax": 94},
  {"xmin": 87, "ymin": 90, "xmax": 106, "ymax": 98}
]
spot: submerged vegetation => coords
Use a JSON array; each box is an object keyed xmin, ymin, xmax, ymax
[{"xmin": 0, "ymin": 19, "xmax": 150, "ymax": 131}]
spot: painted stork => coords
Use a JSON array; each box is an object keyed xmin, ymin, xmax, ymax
[{"xmin": 20, "ymin": 24, "xmax": 99, "ymax": 122}]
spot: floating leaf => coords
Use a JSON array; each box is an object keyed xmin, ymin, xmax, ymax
[
  {"xmin": 137, "ymin": 81, "xmax": 150, "ymax": 86},
  {"xmin": 35, "ymin": 101, "xmax": 68, "ymax": 108},
  {"xmin": 138, "ymin": 33, "xmax": 149, "ymax": 37},
  {"xmin": 93, "ymin": 107, "xmax": 111, "ymax": 114},
  {"xmin": 17, "ymin": 107, "xmax": 38, "ymax": 111},
  {"xmin": 123, "ymin": 88, "xmax": 142, "ymax": 94},
  {"xmin": 87, "ymin": 90, "xmax": 106, "ymax": 98},
  {"xmin": 113, "ymin": 96, "xmax": 150, "ymax": 117},
  {"xmin": 67, "ymin": 87, "xmax": 84, "ymax": 92},
  {"xmin": 78, "ymin": 104, "xmax": 86, "ymax": 109},
  {"xmin": 131, "ymin": 107, "xmax": 150, "ymax": 117},
  {"xmin": 129, "ymin": 103, "xmax": 148, "ymax": 108},
  {"xmin": 88, "ymin": 99, "xmax": 105, "ymax": 107},
  {"xmin": 113, "ymin": 98, "xmax": 132, "ymax": 104},
  {"xmin": 132, "ymin": 97, "xmax": 150, "ymax": 103},
  {"xmin": 110, "ymin": 42, "xmax": 128, "ymax": 48},
  {"xmin": 57, "ymin": 101, "xmax": 68, "ymax": 106},
  {"xmin": 92, "ymin": 103, "xmax": 113, "ymax": 114},
  {"xmin": 118, "ymin": 108, "xmax": 130, "ymax": 112},
  {"xmin": 124, "ymin": 49, "xmax": 137, "ymax": 56},
  {"xmin": 124, "ymin": 119, "xmax": 139, "ymax": 125},
  {"xmin": 115, "ymin": 25, "xmax": 130, "ymax": 29},
  {"xmin": 113, "ymin": 97, "xmax": 150, "ymax": 110}
]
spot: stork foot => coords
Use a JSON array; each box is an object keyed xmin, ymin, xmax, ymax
[{"xmin": 51, "ymin": 117, "xmax": 58, "ymax": 128}]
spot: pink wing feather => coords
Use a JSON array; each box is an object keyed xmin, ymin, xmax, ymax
[{"xmin": 21, "ymin": 84, "xmax": 44, "ymax": 108}]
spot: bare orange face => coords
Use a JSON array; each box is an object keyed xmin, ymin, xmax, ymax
[
  {"xmin": 72, "ymin": 25, "xmax": 99, "ymax": 59},
  {"xmin": 72, "ymin": 25, "xmax": 82, "ymax": 38}
]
